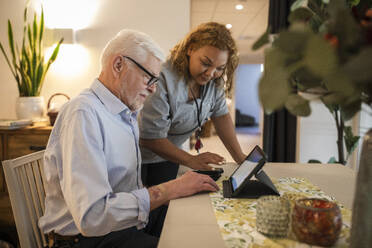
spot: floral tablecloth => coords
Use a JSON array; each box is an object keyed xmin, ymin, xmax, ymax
[{"xmin": 210, "ymin": 177, "xmax": 351, "ymax": 248}]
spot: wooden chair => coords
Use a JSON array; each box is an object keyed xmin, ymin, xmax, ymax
[{"xmin": 2, "ymin": 151, "xmax": 47, "ymax": 248}]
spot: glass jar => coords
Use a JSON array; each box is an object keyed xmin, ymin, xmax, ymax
[
  {"xmin": 292, "ymin": 198, "xmax": 342, "ymax": 247},
  {"xmin": 256, "ymin": 195, "xmax": 290, "ymax": 237}
]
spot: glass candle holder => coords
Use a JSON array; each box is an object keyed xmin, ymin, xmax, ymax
[
  {"xmin": 292, "ymin": 198, "xmax": 342, "ymax": 247},
  {"xmin": 256, "ymin": 195, "xmax": 290, "ymax": 237}
]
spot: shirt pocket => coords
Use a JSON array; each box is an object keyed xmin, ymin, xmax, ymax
[{"xmin": 169, "ymin": 102, "xmax": 198, "ymax": 135}]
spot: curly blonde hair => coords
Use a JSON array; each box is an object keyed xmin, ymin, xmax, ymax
[{"xmin": 169, "ymin": 22, "xmax": 239, "ymax": 94}]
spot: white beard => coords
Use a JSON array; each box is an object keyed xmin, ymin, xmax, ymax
[{"xmin": 128, "ymin": 96, "xmax": 144, "ymax": 111}]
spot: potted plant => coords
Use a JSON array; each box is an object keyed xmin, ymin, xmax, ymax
[
  {"xmin": 253, "ymin": 0, "xmax": 371, "ymax": 165},
  {"xmin": 253, "ymin": 0, "xmax": 372, "ymax": 246},
  {"xmin": 0, "ymin": 5, "xmax": 63, "ymax": 120}
]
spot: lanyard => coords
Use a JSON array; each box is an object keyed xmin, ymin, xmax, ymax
[{"xmin": 190, "ymin": 85, "xmax": 206, "ymax": 153}]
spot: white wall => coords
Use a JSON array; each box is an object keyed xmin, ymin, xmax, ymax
[
  {"xmin": 298, "ymin": 102, "xmax": 339, "ymax": 164},
  {"xmin": 298, "ymin": 101, "xmax": 361, "ymax": 169},
  {"xmin": 355, "ymin": 104, "xmax": 372, "ymax": 170},
  {"xmin": 0, "ymin": 0, "xmax": 190, "ymax": 119},
  {"xmin": 235, "ymin": 64, "xmax": 262, "ymax": 125}
]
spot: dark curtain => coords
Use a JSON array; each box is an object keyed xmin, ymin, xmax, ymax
[{"xmin": 263, "ymin": 0, "xmax": 297, "ymax": 162}]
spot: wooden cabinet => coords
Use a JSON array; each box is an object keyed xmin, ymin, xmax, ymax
[{"xmin": 0, "ymin": 123, "xmax": 52, "ymax": 229}]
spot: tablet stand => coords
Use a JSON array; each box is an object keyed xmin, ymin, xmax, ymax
[
  {"xmin": 223, "ymin": 170, "xmax": 280, "ymax": 199},
  {"xmin": 255, "ymin": 170, "xmax": 279, "ymax": 195}
]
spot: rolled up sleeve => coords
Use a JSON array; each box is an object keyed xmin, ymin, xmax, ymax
[
  {"xmin": 211, "ymin": 86, "xmax": 229, "ymax": 117},
  {"xmin": 131, "ymin": 188, "xmax": 150, "ymax": 229}
]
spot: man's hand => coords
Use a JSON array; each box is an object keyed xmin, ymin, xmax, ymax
[
  {"xmin": 185, "ymin": 152, "xmax": 225, "ymax": 171},
  {"xmin": 168, "ymin": 171, "xmax": 219, "ymax": 197},
  {"xmin": 148, "ymin": 171, "xmax": 219, "ymax": 210}
]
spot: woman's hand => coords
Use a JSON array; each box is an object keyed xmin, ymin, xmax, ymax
[{"xmin": 185, "ymin": 152, "xmax": 225, "ymax": 170}]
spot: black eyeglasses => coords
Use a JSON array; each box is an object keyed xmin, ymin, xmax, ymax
[{"xmin": 122, "ymin": 56, "xmax": 160, "ymax": 87}]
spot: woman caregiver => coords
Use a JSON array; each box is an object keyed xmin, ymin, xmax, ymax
[{"xmin": 139, "ymin": 22, "xmax": 247, "ymax": 186}]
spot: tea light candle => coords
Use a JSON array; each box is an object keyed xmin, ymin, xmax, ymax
[
  {"xmin": 256, "ymin": 195, "xmax": 290, "ymax": 237},
  {"xmin": 292, "ymin": 198, "xmax": 342, "ymax": 246}
]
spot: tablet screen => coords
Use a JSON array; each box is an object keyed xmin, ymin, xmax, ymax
[{"xmin": 231, "ymin": 146, "xmax": 263, "ymax": 191}]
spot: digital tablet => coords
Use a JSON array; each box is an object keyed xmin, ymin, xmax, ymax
[
  {"xmin": 223, "ymin": 145, "xmax": 279, "ymax": 198},
  {"xmin": 230, "ymin": 145, "xmax": 266, "ymax": 193}
]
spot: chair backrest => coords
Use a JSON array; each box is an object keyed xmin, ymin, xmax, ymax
[{"xmin": 2, "ymin": 150, "xmax": 47, "ymax": 248}]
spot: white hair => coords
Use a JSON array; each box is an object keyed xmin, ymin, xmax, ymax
[{"xmin": 100, "ymin": 29, "xmax": 165, "ymax": 70}]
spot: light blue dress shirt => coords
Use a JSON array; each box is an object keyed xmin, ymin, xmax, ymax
[{"xmin": 39, "ymin": 79, "xmax": 150, "ymax": 236}]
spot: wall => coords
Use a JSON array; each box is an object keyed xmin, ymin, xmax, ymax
[
  {"xmin": 298, "ymin": 101, "xmax": 360, "ymax": 169},
  {"xmin": 235, "ymin": 64, "xmax": 262, "ymax": 125},
  {"xmin": 298, "ymin": 101, "xmax": 339, "ymax": 164},
  {"xmin": 0, "ymin": 0, "xmax": 190, "ymax": 119},
  {"xmin": 355, "ymin": 104, "xmax": 372, "ymax": 170}
]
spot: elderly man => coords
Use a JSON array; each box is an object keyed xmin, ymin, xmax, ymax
[{"xmin": 38, "ymin": 29, "xmax": 219, "ymax": 248}]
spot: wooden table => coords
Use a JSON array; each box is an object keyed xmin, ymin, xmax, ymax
[{"xmin": 158, "ymin": 163, "xmax": 357, "ymax": 248}]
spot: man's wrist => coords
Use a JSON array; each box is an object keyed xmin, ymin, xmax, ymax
[{"xmin": 148, "ymin": 184, "xmax": 169, "ymax": 210}]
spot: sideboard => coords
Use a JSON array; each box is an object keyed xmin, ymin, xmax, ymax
[{"xmin": 0, "ymin": 123, "xmax": 52, "ymax": 244}]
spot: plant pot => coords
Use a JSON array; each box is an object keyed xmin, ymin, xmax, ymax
[
  {"xmin": 350, "ymin": 128, "xmax": 372, "ymax": 248},
  {"xmin": 16, "ymin": 96, "xmax": 45, "ymax": 120}
]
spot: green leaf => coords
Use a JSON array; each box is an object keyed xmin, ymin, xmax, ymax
[
  {"xmin": 23, "ymin": 6, "xmax": 27, "ymax": 23},
  {"xmin": 35, "ymin": 62, "xmax": 44, "ymax": 95},
  {"xmin": 259, "ymin": 71, "xmax": 291, "ymax": 113},
  {"xmin": 252, "ymin": 28, "xmax": 270, "ymax": 51},
  {"xmin": 27, "ymin": 23, "xmax": 32, "ymax": 49},
  {"xmin": 327, "ymin": 1, "xmax": 362, "ymax": 49},
  {"xmin": 48, "ymin": 38, "xmax": 63, "ymax": 62},
  {"xmin": 273, "ymin": 30, "xmax": 309, "ymax": 55},
  {"xmin": 304, "ymin": 34, "xmax": 338, "ymax": 78},
  {"xmin": 33, "ymin": 13, "xmax": 38, "ymax": 48},
  {"xmin": 285, "ymin": 94, "xmax": 311, "ymax": 116},
  {"xmin": 322, "ymin": 93, "xmax": 346, "ymax": 105},
  {"xmin": 341, "ymin": 99, "xmax": 361, "ymax": 121},
  {"xmin": 7, "ymin": 20, "xmax": 17, "ymax": 67},
  {"xmin": 259, "ymin": 48, "xmax": 291, "ymax": 113},
  {"xmin": 31, "ymin": 46, "xmax": 37, "ymax": 93},
  {"xmin": 42, "ymin": 38, "xmax": 63, "ymax": 86},
  {"xmin": 327, "ymin": 157, "xmax": 337, "ymax": 163},
  {"xmin": 343, "ymin": 47, "xmax": 372, "ymax": 84},
  {"xmin": 38, "ymin": 8, "xmax": 44, "ymax": 56},
  {"xmin": 291, "ymin": 67, "xmax": 322, "ymax": 90},
  {"xmin": 343, "ymin": 125, "xmax": 360, "ymax": 157},
  {"xmin": 289, "ymin": 7, "xmax": 314, "ymax": 24},
  {"xmin": 323, "ymin": 70, "xmax": 355, "ymax": 99},
  {"xmin": 0, "ymin": 41, "xmax": 17, "ymax": 80}
]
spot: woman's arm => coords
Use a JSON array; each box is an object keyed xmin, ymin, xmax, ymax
[
  {"xmin": 140, "ymin": 138, "xmax": 224, "ymax": 170},
  {"xmin": 212, "ymin": 113, "xmax": 247, "ymax": 164}
]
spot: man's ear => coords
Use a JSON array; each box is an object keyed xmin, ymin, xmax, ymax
[{"xmin": 112, "ymin": 56, "xmax": 125, "ymax": 77}]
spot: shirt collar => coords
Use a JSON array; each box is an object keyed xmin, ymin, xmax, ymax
[{"xmin": 90, "ymin": 79, "xmax": 137, "ymax": 117}]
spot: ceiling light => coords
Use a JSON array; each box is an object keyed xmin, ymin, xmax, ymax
[
  {"xmin": 226, "ymin": 24, "xmax": 232, "ymax": 29},
  {"xmin": 235, "ymin": 4, "xmax": 244, "ymax": 10}
]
